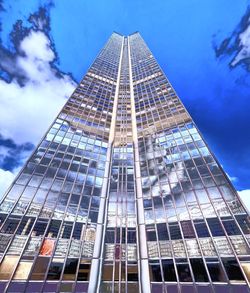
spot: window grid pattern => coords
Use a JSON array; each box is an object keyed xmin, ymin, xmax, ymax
[
  {"xmin": 100, "ymin": 38, "xmax": 139, "ymax": 293},
  {"xmin": 0, "ymin": 33, "xmax": 123, "ymax": 293},
  {"xmin": 129, "ymin": 32, "xmax": 250, "ymax": 292},
  {"xmin": 0, "ymin": 32, "xmax": 249, "ymax": 293}
]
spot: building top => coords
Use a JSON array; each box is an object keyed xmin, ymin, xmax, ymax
[{"xmin": 112, "ymin": 31, "xmax": 140, "ymax": 37}]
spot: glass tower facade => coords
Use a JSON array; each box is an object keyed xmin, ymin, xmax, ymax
[{"xmin": 0, "ymin": 32, "xmax": 250, "ymax": 293}]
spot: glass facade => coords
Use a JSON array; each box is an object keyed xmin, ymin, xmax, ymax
[{"xmin": 0, "ymin": 32, "xmax": 249, "ymax": 293}]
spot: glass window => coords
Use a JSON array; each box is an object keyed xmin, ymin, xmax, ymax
[
  {"xmin": 207, "ymin": 218, "xmax": 225, "ymax": 236},
  {"xmin": 105, "ymin": 229, "xmax": 115, "ymax": 243},
  {"xmin": 176, "ymin": 262, "xmax": 192, "ymax": 282},
  {"xmin": 32, "ymin": 219, "xmax": 48, "ymax": 236},
  {"xmin": 102, "ymin": 264, "xmax": 113, "ymax": 281},
  {"xmin": 127, "ymin": 264, "xmax": 138, "ymax": 281},
  {"xmin": 30, "ymin": 257, "xmax": 50, "ymax": 280},
  {"xmin": 6, "ymin": 184, "xmax": 24, "ymax": 200},
  {"xmin": 127, "ymin": 229, "xmax": 136, "ymax": 243},
  {"xmin": 149, "ymin": 263, "xmax": 162, "ymax": 282},
  {"xmin": 199, "ymin": 238, "xmax": 216, "ymax": 256},
  {"xmin": 186, "ymin": 239, "xmax": 201, "ymax": 257},
  {"xmin": 194, "ymin": 221, "xmax": 210, "ymax": 238},
  {"xmin": 7, "ymin": 235, "xmax": 26, "ymax": 255},
  {"xmin": 222, "ymin": 219, "xmax": 241, "ymax": 236},
  {"xmin": 222, "ymin": 258, "xmax": 245, "ymax": 281},
  {"xmin": 206, "ymin": 259, "xmax": 226, "ymax": 282},
  {"xmin": 77, "ymin": 262, "xmax": 90, "ymax": 281},
  {"xmin": 236, "ymin": 215, "xmax": 250, "ymax": 234},
  {"xmin": 162, "ymin": 259, "xmax": 177, "ymax": 281},
  {"xmin": 214, "ymin": 237, "xmax": 233, "ymax": 255},
  {"xmin": 47, "ymin": 259, "xmax": 64, "ymax": 280},
  {"xmin": 146, "ymin": 225, "xmax": 157, "ymax": 241},
  {"xmin": 0, "ymin": 234, "xmax": 12, "ymax": 253},
  {"xmin": 169, "ymin": 223, "xmax": 182, "ymax": 240},
  {"xmin": 181, "ymin": 221, "xmax": 195, "ymax": 238},
  {"xmin": 1, "ymin": 216, "xmax": 21, "ymax": 234},
  {"xmin": 230, "ymin": 235, "xmax": 250, "ymax": 255},
  {"xmin": 72, "ymin": 223, "xmax": 83, "ymax": 240},
  {"xmin": 190, "ymin": 258, "xmax": 209, "ymax": 282},
  {"xmin": 24, "ymin": 237, "xmax": 42, "ymax": 256},
  {"xmin": 61, "ymin": 222, "xmax": 73, "ymax": 239},
  {"xmin": 157, "ymin": 223, "xmax": 169, "ymax": 240},
  {"xmin": 46, "ymin": 220, "xmax": 61, "ymax": 238},
  {"xmin": 62, "ymin": 258, "xmax": 78, "ymax": 280},
  {"xmin": 16, "ymin": 217, "xmax": 35, "ymax": 235},
  {"xmin": 21, "ymin": 186, "xmax": 37, "ymax": 200},
  {"xmin": 196, "ymin": 189, "xmax": 209, "ymax": 204}
]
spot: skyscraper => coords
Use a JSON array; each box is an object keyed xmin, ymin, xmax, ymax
[{"xmin": 0, "ymin": 32, "xmax": 249, "ymax": 293}]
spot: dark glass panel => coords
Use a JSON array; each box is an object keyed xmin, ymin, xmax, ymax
[
  {"xmin": 190, "ymin": 258, "xmax": 209, "ymax": 282},
  {"xmin": 222, "ymin": 219, "xmax": 241, "ymax": 236},
  {"xmin": 222, "ymin": 258, "xmax": 245, "ymax": 281},
  {"xmin": 236, "ymin": 215, "xmax": 250, "ymax": 234},
  {"xmin": 127, "ymin": 228, "xmax": 136, "ymax": 243},
  {"xmin": 157, "ymin": 223, "xmax": 169, "ymax": 240},
  {"xmin": 1, "ymin": 217, "xmax": 21, "ymax": 234},
  {"xmin": 16, "ymin": 217, "xmax": 35, "ymax": 235},
  {"xmin": 146, "ymin": 226, "xmax": 157, "ymax": 241},
  {"xmin": 176, "ymin": 263, "xmax": 192, "ymax": 282},
  {"xmin": 169, "ymin": 223, "xmax": 182, "ymax": 240},
  {"xmin": 62, "ymin": 258, "xmax": 78, "ymax": 280},
  {"xmin": 206, "ymin": 262, "xmax": 226, "ymax": 282},
  {"xmin": 150, "ymin": 264, "xmax": 162, "ymax": 282},
  {"xmin": 33, "ymin": 219, "xmax": 48, "ymax": 236},
  {"xmin": 61, "ymin": 222, "xmax": 73, "ymax": 239},
  {"xmin": 72, "ymin": 222, "xmax": 83, "ymax": 240},
  {"xmin": 162, "ymin": 259, "xmax": 177, "ymax": 281},
  {"xmin": 105, "ymin": 229, "xmax": 115, "ymax": 243},
  {"xmin": 207, "ymin": 218, "xmax": 225, "ymax": 237},
  {"xmin": 194, "ymin": 221, "xmax": 210, "ymax": 238},
  {"xmin": 47, "ymin": 261, "xmax": 63, "ymax": 280},
  {"xmin": 46, "ymin": 220, "xmax": 61, "ymax": 238},
  {"xmin": 127, "ymin": 264, "xmax": 138, "ymax": 281},
  {"xmin": 181, "ymin": 221, "xmax": 195, "ymax": 239},
  {"xmin": 77, "ymin": 263, "xmax": 91, "ymax": 281}
]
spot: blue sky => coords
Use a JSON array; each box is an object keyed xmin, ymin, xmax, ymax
[{"xmin": 0, "ymin": 0, "xmax": 250, "ymax": 205}]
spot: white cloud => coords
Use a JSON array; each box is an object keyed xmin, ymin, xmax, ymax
[
  {"xmin": 231, "ymin": 19, "xmax": 250, "ymax": 67},
  {"xmin": 0, "ymin": 169, "xmax": 15, "ymax": 199},
  {"xmin": 0, "ymin": 29, "xmax": 76, "ymax": 145},
  {"xmin": 237, "ymin": 189, "xmax": 250, "ymax": 210}
]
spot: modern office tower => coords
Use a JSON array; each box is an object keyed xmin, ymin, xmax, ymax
[{"xmin": 0, "ymin": 32, "xmax": 250, "ymax": 293}]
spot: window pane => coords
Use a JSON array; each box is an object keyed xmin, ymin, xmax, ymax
[
  {"xmin": 157, "ymin": 223, "xmax": 169, "ymax": 240},
  {"xmin": 30, "ymin": 257, "xmax": 50, "ymax": 280},
  {"xmin": 222, "ymin": 259, "xmax": 245, "ymax": 281},
  {"xmin": 149, "ymin": 264, "xmax": 162, "ymax": 282},
  {"xmin": 207, "ymin": 218, "xmax": 225, "ymax": 236},
  {"xmin": 222, "ymin": 219, "xmax": 241, "ymax": 236},
  {"xmin": 181, "ymin": 221, "xmax": 195, "ymax": 238},
  {"xmin": 206, "ymin": 261, "xmax": 226, "ymax": 282},
  {"xmin": 190, "ymin": 258, "xmax": 209, "ymax": 282},
  {"xmin": 177, "ymin": 263, "xmax": 192, "ymax": 282},
  {"xmin": 169, "ymin": 223, "xmax": 182, "ymax": 240},
  {"xmin": 47, "ymin": 260, "xmax": 64, "ymax": 280},
  {"xmin": 162, "ymin": 259, "xmax": 177, "ymax": 281},
  {"xmin": 194, "ymin": 222, "xmax": 210, "ymax": 238},
  {"xmin": 62, "ymin": 259, "xmax": 78, "ymax": 280}
]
